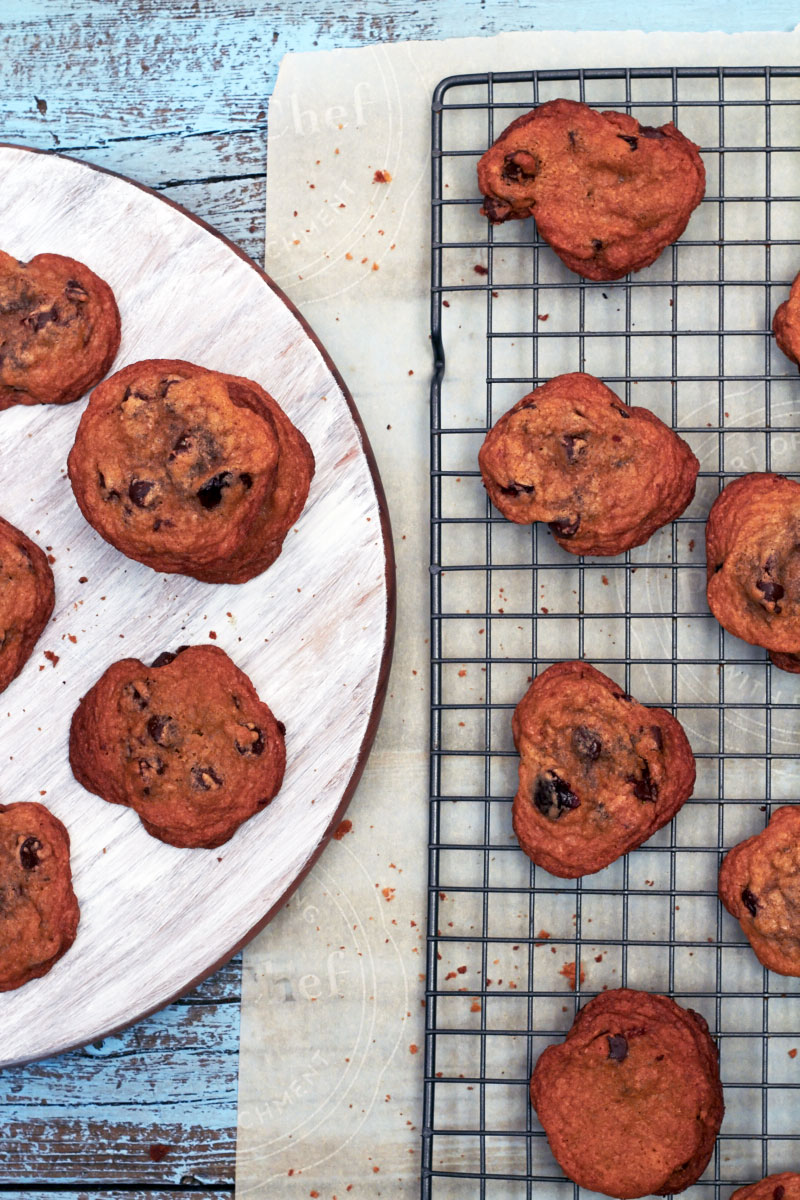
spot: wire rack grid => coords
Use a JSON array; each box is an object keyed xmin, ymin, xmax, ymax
[{"xmin": 422, "ymin": 66, "xmax": 800, "ymax": 1200}]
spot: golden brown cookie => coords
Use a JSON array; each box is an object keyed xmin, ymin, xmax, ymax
[
  {"xmin": 0, "ymin": 515, "xmax": 55, "ymax": 694},
  {"xmin": 706, "ymin": 473, "xmax": 800, "ymax": 672},
  {"xmin": 0, "ymin": 801, "xmax": 80, "ymax": 991},
  {"xmin": 69, "ymin": 644, "xmax": 286, "ymax": 849},
  {"xmin": 732, "ymin": 1174, "xmax": 800, "ymax": 1200},
  {"xmin": 0, "ymin": 250, "xmax": 120, "ymax": 410},
  {"xmin": 530, "ymin": 989, "xmax": 724, "ymax": 1198},
  {"xmin": 512, "ymin": 662, "xmax": 695, "ymax": 878},
  {"xmin": 67, "ymin": 359, "xmax": 315, "ymax": 584},
  {"xmin": 773, "ymin": 271, "xmax": 800, "ymax": 368},
  {"xmin": 477, "ymin": 98, "xmax": 706, "ymax": 280},
  {"xmin": 478, "ymin": 372, "xmax": 699, "ymax": 556},
  {"xmin": 719, "ymin": 806, "xmax": 800, "ymax": 976}
]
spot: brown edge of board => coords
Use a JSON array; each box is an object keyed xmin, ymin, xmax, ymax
[{"xmin": 0, "ymin": 141, "xmax": 397, "ymax": 1065}]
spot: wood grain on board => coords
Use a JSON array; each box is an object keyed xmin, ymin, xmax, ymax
[{"xmin": 0, "ymin": 955, "xmax": 240, "ymax": 1187}]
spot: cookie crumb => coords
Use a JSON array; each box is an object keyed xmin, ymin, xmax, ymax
[{"xmin": 559, "ymin": 960, "xmax": 585, "ymax": 990}]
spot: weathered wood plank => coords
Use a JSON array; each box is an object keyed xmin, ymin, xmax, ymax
[
  {"xmin": 0, "ymin": 132, "xmax": 266, "ymax": 192},
  {"xmin": 5, "ymin": 0, "xmax": 791, "ymax": 152},
  {"xmin": 0, "ymin": 1120, "xmax": 235, "ymax": 1187},
  {"xmin": 0, "ymin": 1001, "xmax": 238, "ymax": 1185},
  {"xmin": 177, "ymin": 953, "xmax": 241, "ymax": 1005},
  {"xmin": 0, "ymin": 1193, "xmax": 232, "ymax": 1199}
]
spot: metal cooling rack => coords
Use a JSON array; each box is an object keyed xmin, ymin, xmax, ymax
[{"xmin": 423, "ymin": 67, "xmax": 800, "ymax": 1200}]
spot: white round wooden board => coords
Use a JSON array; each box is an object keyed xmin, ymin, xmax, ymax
[{"xmin": 0, "ymin": 145, "xmax": 394, "ymax": 1066}]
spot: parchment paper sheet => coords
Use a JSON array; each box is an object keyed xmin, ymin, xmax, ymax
[{"xmin": 237, "ymin": 27, "xmax": 800, "ymax": 1198}]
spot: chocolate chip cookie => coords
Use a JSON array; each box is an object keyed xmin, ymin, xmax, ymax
[
  {"xmin": 530, "ymin": 989, "xmax": 724, "ymax": 1198},
  {"xmin": 719, "ymin": 805, "xmax": 800, "ymax": 976},
  {"xmin": 67, "ymin": 359, "xmax": 315, "ymax": 584},
  {"xmin": 773, "ymin": 270, "xmax": 800, "ymax": 368},
  {"xmin": 732, "ymin": 1174, "xmax": 800, "ymax": 1200},
  {"xmin": 0, "ymin": 515, "xmax": 55, "ymax": 695},
  {"xmin": 0, "ymin": 250, "xmax": 120, "ymax": 410},
  {"xmin": 512, "ymin": 661, "xmax": 695, "ymax": 878},
  {"xmin": 0, "ymin": 801, "xmax": 80, "ymax": 991},
  {"xmin": 706, "ymin": 473, "xmax": 800, "ymax": 672},
  {"xmin": 69, "ymin": 644, "xmax": 286, "ymax": 848},
  {"xmin": 478, "ymin": 372, "xmax": 699, "ymax": 556},
  {"xmin": 477, "ymin": 98, "xmax": 706, "ymax": 280}
]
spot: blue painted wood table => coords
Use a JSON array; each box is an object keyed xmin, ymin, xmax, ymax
[{"xmin": 2, "ymin": 1, "xmax": 797, "ymax": 1193}]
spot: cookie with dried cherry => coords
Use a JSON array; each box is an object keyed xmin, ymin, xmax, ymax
[
  {"xmin": 0, "ymin": 801, "xmax": 80, "ymax": 991},
  {"xmin": 69, "ymin": 644, "xmax": 286, "ymax": 848},
  {"xmin": 478, "ymin": 372, "xmax": 699, "ymax": 557},
  {"xmin": 719, "ymin": 805, "xmax": 800, "ymax": 976},
  {"xmin": 0, "ymin": 515, "xmax": 55, "ymax": 695},
  {"xmin": 530, "ymin": 988, "xmax": 723, "ymax": 1198},
  {"xmin": 67, "ymin": 359, "xmax": 314, "ymax": 584},
  {"xmin": 512, "ymin": 661, "xmax": 695, "ymax": 878},
  {"xmin": 706, "ymin": 473, "xmax": 800, "ymax": 672},
  {"xmin": 477, "ymin": 98, "xmax": 705, "ymax": 280},
  {"xmin": 0, "ymin": 250, "xmax": 120, "ymax": 409}
]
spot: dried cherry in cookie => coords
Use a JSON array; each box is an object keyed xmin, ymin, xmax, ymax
[
  {"xmin": 511, "ymin": 661, "xmax": 695, "ymax": 878},
  {"xmin": 478, "ymin": 372, "xmax": 699, "ymax": 557},
  {"xmin": 477, "ymin": 99, "xmax": 705, "ymax": 280},
  {"xmin": 719, "ymin": 806, "xmax": 800, "ymax": 976},
  {"xmin": 0, "ymin": 250, "xmax": 120, "ymax": 410},
  {"xmin": 69, "ymin": 644, "xmax": 286, "ymax": 849},
  {"xmin": 705, "ymin": 473, "xmax": 800, "ymax": 672},
  {"xmin": 0, "ymin": 515, "xmax": 55, "ymax": 695},
  {"xmin": 530, "ymin": 989, "xmax": 723, "ymax": 1198},
  {"xmin": 0, "ymin": 802, "xmax": 80, "ymax": 991},
  {"xmin": 67, "ymin": 359, "xmax": 315, "ymax": 584}
]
